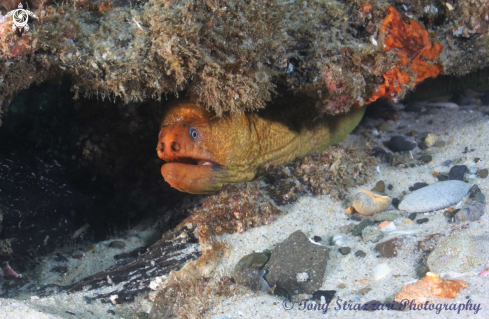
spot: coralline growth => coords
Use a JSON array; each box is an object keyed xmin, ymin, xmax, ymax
[{"xmin": 0, "ymin": 0, "xmax": 488, "ymax": 119}]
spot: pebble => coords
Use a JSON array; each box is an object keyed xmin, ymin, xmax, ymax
[
  {"xmin": 376, "ymin": 122, "xmax": 391, "ymax": 132},
  {"xmin": 474, "ymin": 158, "xmax": 481, "ymax": 163},
  {"xmin": 409, "ymin": 182, "xmax": 428, "ymax": 191},
  {"xmin": 398, "ymin": 180, "xmax": 471, "ymax": 213},
  {"xmin": 313, "ymin": 236, "xmax": 322, "ymax": 242},
  {"xmin": 419, "ymin": 154, "xmax": 432, "ymax": 163},
  {"xmin": 109, "ymin": 241, "xmax": 126, "ymax": 249},
  {"xmin": 407, "ymin": 130, "xmax": 419, "ymax": 136},
  {"xmin": 388, "ymin": 136, "xmax": 416, "ymax": 152},
  {"xmin": 375, "ymin": 237, "xmax": 403, "ymax": 258},
  {"xmin": 107, "ymin": 310, "xmax": 116, "ymax": 315},
  {"xmin": 362, "ymin": 228, "xmax": 384, "ymax": 243},
  {"xmin": 373, "ymin": 263, "xmax": 392, "ymax": 280},
  {"xmin": 349, "ymin": 216, "xmax": 361, "ymax": 221},
  {"xmin": 352, "ymin": 190, "xmax": 392, "ymax": 216},
  {"xmin": 427, "ymin": 231, "xmax": 481, "ymax": 274},
  {"xmin": 234, "ymin": 250, "xmax": 271, "ymax": 274},
  {"xmin": 475, "ymin": 192, "xmax": 485, "ymax": 203},
  {"xmin": 416, "ymin": 218, "xmax": 429, "ymax": 224},
  {"xmin": 338, "ymin": 247, "xmax": 351, "ymax": 255},
  {"xmin": 339, "ymin": 223, "xmax": 354, "ymax": 234},
  {"xmin": 355, "ymin": 250, "xmax": 366, "ymax": 258},
  {"xmin": 443, "ymin": 160, "xmax": 452, "ymax": 166},
  {"xmin": 448, "ymin": 165, "xmax": 468, "ymax": 181},
  {"xmin": 435, "ymin": 140, "xmax": 446, "ymax": 147},
  {"xmin": 371, "ymin": 180, "xmax": 386, "ymax": 193},
  {"xmin": 83, "ymin": 296, "xmax": 92, "ymax": 304},
  {"xmin": 423, "ymin": 133, "xmax": 438, "ymax": 147},
  {"xmin": 478, "ymin": 169, "xmax": 488, "ymax": 178},
  {"xmin": 455, "ymin": 201, "xmax": 485, "ymax": 222},
  {"xmin": 352, "ymin": 219, "xmax": 374, "ymax": 236},
  {"xmin": 407, "ymin": 213, "xmax": 417, "ymax": 220},
  {"xmin": 371, "ymin": 212, "xmax": 399, "ymax": 222},
  {"xmin": 337, "ymin": 283, "xmax": 346, "ymax": 288}
]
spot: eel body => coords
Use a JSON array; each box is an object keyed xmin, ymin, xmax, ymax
[{"xmin": 156, "ymin": 100, "xmax": 366, "ymax": 194}]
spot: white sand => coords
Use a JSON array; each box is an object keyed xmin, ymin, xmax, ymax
[{"xmin": 1, "ymin": 102, "xmax": 489, "ymax": 318}]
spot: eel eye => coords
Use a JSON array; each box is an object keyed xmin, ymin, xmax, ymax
[{"xmin": 189, "ymin": 127, "xmax": 199, "ymax": 141}]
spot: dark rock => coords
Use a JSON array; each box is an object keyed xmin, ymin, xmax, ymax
[
  {"xmin": 468, "ymin": 185, "xmax": 481, "ymax": 198},
  {"xmin": 107, "ymin": 310, "xmax": 116, "ymax": 315},
  {"xmin": 388, "ymin": 136, "xmax": 416, "ymax": 152},
  {"xmin": 388, "ymin": 184, "xmax": 393, "ymax": 190},
  {"xmin": 436, "ymin": 174, "xmax": 449, "ymax": 181},
  {"xmin": 444, "ymin": 209, "xmax": 459, "ymax": 222},
  {"xmin": 416, "ymin": 218, "xmax": 429, "ymax": 224},
  {"xmin": 371, "ymin": 147, "xmax": 391, "ymax": 163},
  {"xmin": 391, "ymin": 198, "xmax": 399, "ymax": 208},
  {"xmin": 83, "ymin": 296, "xmax": 92, "ymax": 304},
  {"xmin": 313, "ymin": 236, "xmax": 322, "ymax": 243},
  {"xmin": 448, "ymin": 165, "xmax": 468, "ymax": 181},
  {"xmin": 375, "ymin": 238, "xmax": 403, "ymax": 258},
  {"xmin": 474, "ymin": 158, "xmax": 481, "ymax": 163},
  {"xmin": 355, "ymin": 250, "xmax": 367, "ymax": 258},
  {"xmin": 419, "ymin": 155, "xmax": 432, "ymax": 163},
  {"xmin": 410, "ymin": 182, "xmax": 428, "ymax": 191},
  {"xmin": 352, "ymin": 219, "xmax": 374, "ymax": 236},
  {"xmin": 478, "ymin": 169, "xmax": 488, "ymax": 178},
  {"xmin": 443, "ymin": 160, "xmax": 452, "ymax": 166},
  {"xmin": 312, "ymin": 290, "xmax": 336, "ymax": 303},
  {"xmin": 349, "ymin": 216, "xmax": 362, "ymax": 221},
  {"xmin": 109, "ymin": 241, "xmax": 126, "ymax": 249},
  {"xmin": 339, "ymin": 223, "xmax": 354, "ymax": 234},
  {"xmin": 418, "ymin": 143, "xmax": 429, "ymax": 150},
  {"xmin": 408, "ymin": 213, "xmax": 417, "ymax": 220},
  {"xmin": 455, "ymin": 201, "xmax": 485, "ymax": 223},
  {"xmin": 338, "ymin": 247, "xmax": 351, "ymax": 255},
  {"xmin": 264, "ymin": 231, "xmax": 330, "ymax": 298}
]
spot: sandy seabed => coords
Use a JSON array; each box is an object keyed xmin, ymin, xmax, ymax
[{"xmin": 1, "ymin": 101, "xmax": 489, "ymax": 319}]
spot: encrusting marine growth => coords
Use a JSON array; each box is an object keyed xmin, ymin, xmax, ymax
[{"xmin": 156, "ymin": 99, "xmax": 365, "ymax": 194}]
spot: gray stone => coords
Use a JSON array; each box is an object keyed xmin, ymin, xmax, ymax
[
  {"xmin": 398, "ymin": 181, "xmax": 471, "ymax": 213},
  {"xmin": 352, "ymin": 219, "xmax": 374, "ymax": 236},
  {"xmin": 455, "ymin": 201, "xmax": 485, "ymax": 222},
  {"xmin": 427, "ymin": 231, "xmax": 482, "ymax": 274},
  {"xmin": 355, "ymin": 250, "xmax": 366, "ymax": 258},
  {"xmin": 264, "ymin": 231, "xmax": 330, "ymax": 298},
  {"xmin": 339, "ymin": 223, "xmax": 355, "ymax": 234},
  {"xmin": 371, "ymin": 212, "xmax": 399, "ymax": 222},
  {"xmin": 362, "ymin": 228, "xmax": 384, "ymax": 243},
  {"xmin": 338, "ymin": 247, "xmax": 351, "ymax": 255}
]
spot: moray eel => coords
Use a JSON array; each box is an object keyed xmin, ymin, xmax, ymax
[{"xmin": 156, "ymin": 99, "xmax": 366, "ymax": 194}]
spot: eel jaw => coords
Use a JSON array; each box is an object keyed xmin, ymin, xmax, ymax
[{"xmin": 161, "ymin": 161, "xmax": 226, "ymax": 194}]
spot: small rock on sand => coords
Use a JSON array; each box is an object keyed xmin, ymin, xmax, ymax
[{"xmin": 398, "ymin": 180, "xmax": 470, "ymax": 213}]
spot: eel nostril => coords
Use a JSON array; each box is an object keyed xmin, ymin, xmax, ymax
[
  {"xmin": 171, "ymin": 142, "xmax": 181, "ymax": 151},
  {"xmin": 159, "ymin": 142, "xmax": 165, "ymax": 151}
]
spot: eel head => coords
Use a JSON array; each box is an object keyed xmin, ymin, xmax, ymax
[{"xmin": 156, "ymin": 101, "xmax": 228, "ymax": 194}]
